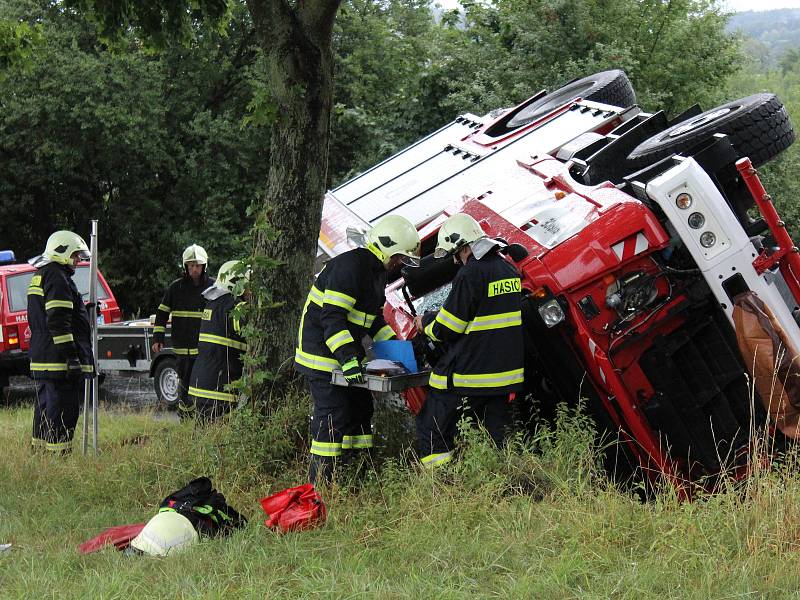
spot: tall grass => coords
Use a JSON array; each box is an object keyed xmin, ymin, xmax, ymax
[{"xmin": 3, "ymin": 396, "xmax": 800, "ymax": 599}]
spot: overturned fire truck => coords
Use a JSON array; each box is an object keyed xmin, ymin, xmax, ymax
[{"xmin": 319, "ymin": 70, "xmax": 799, "ymax": 493}]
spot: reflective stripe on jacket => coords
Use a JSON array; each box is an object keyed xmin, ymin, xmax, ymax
[
  {"xmin": 153, "ymin": 274, "xmax": 214, "ymax": 353},
  {"xmin": 188, "ymin": 293, "xmax": 246, "ymax": 403},
  {"xmin": 422, "ymin": 252, "xmax": 524, "ymax": 396},
  {"xmin": 27, "ymin": 262, "xmax": 94, "ymax": 379},
  {"xmin": 294, "ymin": 248, "xmax": 395, "ymax": 374}
]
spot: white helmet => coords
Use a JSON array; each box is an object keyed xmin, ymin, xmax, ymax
[
  {"xmin": 215, "ymin": 260, "xmax": 251, "ymax": 293},
  {"xmin": 129, "ymin": 511, "xmax": 198, "ymax": 557},
  {"xmin": 182, "ymin": 244, "xmax": 208, "ymax": 266},
  {"xmin": 435, "ymin": 214, "xmax": 501, "ymax": 260},
  {"xmin": 43, "ymin": 230, "xmax": 90, "ymax": 265},
  {"xmin": 365, "ymin": 215, "xmax": 421, "ymax": 267}
]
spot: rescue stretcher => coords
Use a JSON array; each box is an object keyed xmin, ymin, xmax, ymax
[{"xmin": 330, "ymin": 369, "xmax": 430, "ymax": 392}]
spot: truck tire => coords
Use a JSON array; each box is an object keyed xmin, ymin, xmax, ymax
[
  {"xmin": 627, "ymin": 93, "xmax": 796, "ymax": 170},
  {"xmin": 153, "ymin": 357, "xmax": 180, "ymax": 409},
  {"xmin": 504, "ymin": 69, "xmax": 637, "ymax": 131}
]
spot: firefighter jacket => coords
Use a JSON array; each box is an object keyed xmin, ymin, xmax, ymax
[
  {"xmin": 295, "ymin": 247, "xmax": 396, "ymax": 374},
  {"xmin": 188, "ymin": 292, "xmax": 246, "ymax": 404},
  {"xmin": 422, "ymin": 251, "xmax": 524, "ymax": 396},
  {"xmin": 153, "ymin": 274, "xmax": 214, "ymax": 356},
  {"xmin": 27, "ymin": 262, "xmax": 94, "ymax": 380}
]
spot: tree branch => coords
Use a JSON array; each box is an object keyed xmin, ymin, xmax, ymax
[{"xmin": 298, "ymin": 0, "xmax": 341, "ymax": 42}]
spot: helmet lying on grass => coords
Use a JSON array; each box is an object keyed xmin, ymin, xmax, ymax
[{"xmin": 129, "ymin": 511, "xmax": 199, "ymax": 557}]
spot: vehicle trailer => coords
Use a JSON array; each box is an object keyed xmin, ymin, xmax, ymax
[
  {"xmin": 96, "ymin": 320, "xmax": 180, "ymax": 408},
  {"xmin": 320, "ymin": 71, "xmax": 799, "ymax": 494}
]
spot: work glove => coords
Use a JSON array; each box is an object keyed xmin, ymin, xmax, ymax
[
  {"xmin": 341, "ymin": 357, "xmax": 365, "ymax": 385},
  {"xmin": 66, "ymin": 357, "xmax": 83, "ymax": 382}
]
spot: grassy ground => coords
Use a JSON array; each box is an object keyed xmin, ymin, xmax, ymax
[{"xmin": 3, "ymin": 400, "xmax": 800, "ymax": 599}]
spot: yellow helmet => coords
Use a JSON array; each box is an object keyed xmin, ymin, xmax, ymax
[
  {"xmin": 43, "ymin": 230, "xmax": 90, "ymax": 265},
  {"xmin": 434, "ymin": 214, "xmax": 488, "ymax": 258},
  {"xmin": 215, "ymin": 260, "xmax": 251, "ymax": 293},
  {"xmin": 129, "ymin": 511, "xmax": 198, "ymax": 557},
  {"xmin": 365, "ymin": 215, "xmax": 421, "ymax": 267},
  {"xmin": 182, "ymin": 244, "xmax": 208, "ymax": 266}
]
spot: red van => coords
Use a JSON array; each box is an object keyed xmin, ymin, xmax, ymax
[{"xmin": 0, "ymin": 250, "xmax": 122, "ymax": 393}]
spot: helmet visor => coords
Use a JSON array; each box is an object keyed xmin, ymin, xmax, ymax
[
  {"xmin": 393, "ymin": 253, "xmax": 420, "ymax": 267},
  {"xmin": 433, "ymin": 246, "xmax": 452, "ymax": 259},
  {"xmin": 74, "ymin": 249, "xmax": 91, "ymax": 262}
]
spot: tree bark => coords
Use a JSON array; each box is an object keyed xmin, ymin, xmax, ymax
[{"xmin": 245, "ymin": 0, "xmax": 341, "ymax": 405}]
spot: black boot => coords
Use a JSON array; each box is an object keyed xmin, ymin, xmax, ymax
[
  {"xmin": 346, "ymin": 448, "xmax": 375, "ymax": 482},
  {"xmin": 309, "ymin": 454, "xmax": 335, "ymax": 486}
]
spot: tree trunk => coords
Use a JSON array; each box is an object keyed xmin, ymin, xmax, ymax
[{"xmin": 245, "ymin": 0, "xmax": 340, "ymax": 406}]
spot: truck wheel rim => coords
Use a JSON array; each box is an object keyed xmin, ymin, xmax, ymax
[{"xmin": 160, "ymin": 368, "xmax": 179, "ymax": 404}]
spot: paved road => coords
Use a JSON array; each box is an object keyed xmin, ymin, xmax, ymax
[{"xmin": 2, "ymin": 373, "xmax": 160, "ymax": 411}]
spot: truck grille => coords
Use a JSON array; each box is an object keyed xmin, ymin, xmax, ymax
[{"xmin": 638, "ymin": 307, "xmax": 762, "ymax": 476}]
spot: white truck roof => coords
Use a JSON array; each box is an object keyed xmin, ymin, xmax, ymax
[{"xmin": 319, "ymin": 99, "xmax": 637, "ymax": 257}]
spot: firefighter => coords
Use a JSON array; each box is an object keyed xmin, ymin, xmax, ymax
[
  {"xmin": 295, "ymin": 215, "xmax": 421, "ymax": 485},
  {"xmin": 152, "ymin": 244, "xmax": 213, "ymax": 418},
  {"xmin": 27, "ymin": 230, "xmax": 94, "ymax": 455},
  {"xmin": 187, "ymin": 260, "xmax": 250, "ymax": 423},
  {"xmin": 414, "ymin": 213, "xmax": 524, "ymax": 467}
]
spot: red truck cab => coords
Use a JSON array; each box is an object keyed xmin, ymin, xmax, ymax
[{"xmin": 0, "ymin": 250, "xmax": 121, "ymax": 392}]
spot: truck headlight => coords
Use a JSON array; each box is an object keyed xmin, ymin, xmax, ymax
[
  {"xmin": 676, "ymin": 193, "xmax": 692, "ymax": 209},
  {"xmin": 538, "ymin": 299, "xmax": 565, "ymax": 328},
  {"xmin": 700, "ymin": 231, "xmax": 716, "ymax": 248},
  {"xmin": 688, "ymin": 212, "xmax": 705, "ymax": 229}
]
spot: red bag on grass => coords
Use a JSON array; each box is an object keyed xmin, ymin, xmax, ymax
[
  {"xmin": 259, "ymin": 484, "xmax": 326, "ymax": 533},
  {"xmin": 78, "ymin": 523, "xmax": 146, "ymax": 554}
]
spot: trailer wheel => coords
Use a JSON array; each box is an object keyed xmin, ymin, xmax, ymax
[
  {"xmin": 153, "ymin": 357, "xmax": 180, "ymax": 409},
  {"xmin": 627, "ymin": 93, "xmax": 796, "ymax": 170},
  {"xmin": 502, "ymin": 69, "xmax": 637, "ymax": 132}
]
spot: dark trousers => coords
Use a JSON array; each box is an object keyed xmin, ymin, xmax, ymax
[
  {"xmin": 416, "ymin": 389, "xmax": 511, "ymax": 465},
  {"xmin": 305, "ymin": 371, "xmax": 374, "ymax": 484},
  {"xmin": 177, "ymin": 356, "xmax": 196, "ymax": 417},
  {"xmin": 31, "ymin": 379, "xmax": 82, "ymax": 454},
  {"xmin": 193, "ymin": 395, "xmax": 236, "ymax": 424}
]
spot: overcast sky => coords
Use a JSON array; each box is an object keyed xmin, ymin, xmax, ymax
[
  {"xmin": 435, "ymin": 0, "xmax": 800, "ymax": 12},
  {"xmin": 726, "ymin": 0, "xmax": 800, "ymax": 10}
]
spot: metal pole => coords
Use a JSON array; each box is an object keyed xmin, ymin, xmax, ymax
[
  {"xmin": 89, "ymin": 220, "xmax": 99, "ymax": 454},
  {"xmin": 81, "ymin": 370, "xmax": 89, "ymax": 455}
]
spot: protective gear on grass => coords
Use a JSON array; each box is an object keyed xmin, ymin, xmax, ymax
[
  {"xmin": 260, "ymin": 484, "xmax": 327, "ymax": 533},
  {"xmin": 43, "ymin": 230, "xmax": 90, "ymax": 265},
  {"xmin": 159, "ymin": 476, "xmax": 248, "ymax": 536},
  {"xmin": 214, "ymin": 260, "xmax": 251, "ymax": 294},
  {"xmin": 434, "ymin": 213, "xmax": 504, "ymax": 260},
  {"xmin": 341, "ymin": 356, "xmax": 364, "ymax": 384},
  {"xmin": 365, "ymin": 215, "xmax": 421, "ymax": 267},
  {"xmin": 78, "ymin": 523, "xmax": 146, "ymax": 555},
  {"xmin": 78, "ymin": 477, "xmax": 245, "ymax": 556},
  {"xmin": 129, "ymin": 511, "xmax": 199, "ymax": 557},
  {"xmin": 182, "ymin": 244, "xmax": 208, "ymax": 266}
]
